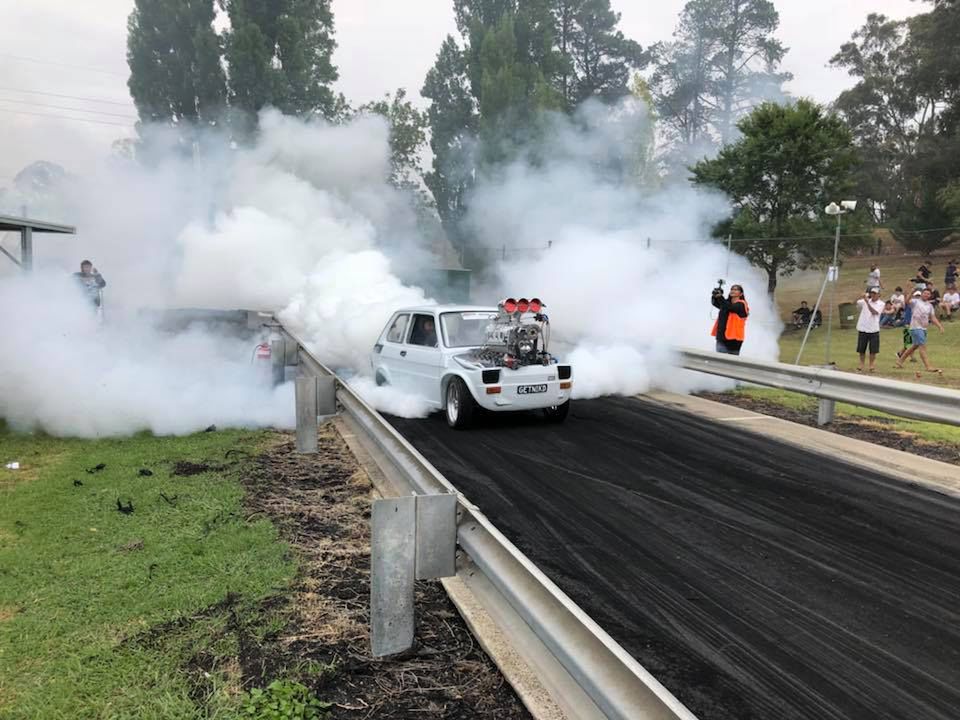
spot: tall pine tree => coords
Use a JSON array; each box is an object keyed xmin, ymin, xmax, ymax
[
  {"xmin": 126, "ymin": 0, "xmax": 226, "ymax": 127},
  {"xmin": 222, "ymin": 0, "xmax": 339, "ymax": 134}
]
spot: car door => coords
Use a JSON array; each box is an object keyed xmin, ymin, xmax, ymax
[
  {"xmin": 374, "ymin": 313, "xmax": 410, "ymax": 388},
  {"xmin": 403, "ymin": 312, "xmax": 444, "ymax": 406}
]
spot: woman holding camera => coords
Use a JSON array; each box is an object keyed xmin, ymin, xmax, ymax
[{"xmin": 711, "ymin": 284, "xmax": 750, "ymax": 355}]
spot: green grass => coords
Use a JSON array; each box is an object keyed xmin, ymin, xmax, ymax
[
  {"xmin": 0, "ymin": 426, "xmax": 294, "ymax": 719},
  {"xmin": 734, "ymin": 387, "xmax": 960, "ymax": 445},
  {"xmin": 776, "ymin": 254, "xmax": 960, "ymax": 387}
]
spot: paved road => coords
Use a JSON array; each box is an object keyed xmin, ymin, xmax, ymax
[{"xmin": 389, "ymin": 397, "xmax": 960, "ymax": 720}]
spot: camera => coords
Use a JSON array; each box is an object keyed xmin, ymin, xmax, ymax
[{"xmin": 712, "ymin": 278, "xmax": 725, "ymax": 296}]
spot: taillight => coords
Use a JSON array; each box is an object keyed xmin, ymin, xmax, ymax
[
  {"xmin": 558, "ymin": 365, "xmax": 571, "ymax": 380},
  {"xmin": 373, "ymin": 344, "xmax": 383, "ymax": 354},
  {"xmin": 482, "ymin": 369, "xmax": 500, "ymax": 384},
  {"xmin": 560, "ymin": 381, "xmax": 572, "ymax": 389},
  {"xmin": 486, "ymin": 386, "xmax": 502, "ymax": 394}
]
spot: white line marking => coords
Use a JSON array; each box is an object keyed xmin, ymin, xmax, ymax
[{"xmin": 715, "ymin": 416, "xmax": 774, "ymax": 421}]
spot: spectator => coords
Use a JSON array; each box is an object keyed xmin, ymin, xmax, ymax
[
  {"xmin": 913, "ymin": 263, "xmax": 932, "ymax": 290},
  {"xmin": 944, "ymin": 259, "xmax": 957, "ymax": 287},
  {"xmin": 927, "ymin": 283, "xmax": 941, "ymax": 304},
  {"xmin": 879, "ymin": 301, "xmax": 899, "ymax": 328},
  {"xmin": 72, "ymin": 260, "xmax": 106, "ymax": 307},
  {"xmin": 890, "ymin": 286, "xmax": 906, "ymax": 312},
  {"xmin": 940, "ymin": 285, "xmax": 960, "ymax": 319},
  {"xmin": 792, "ymin": 301, "xmax": 813, "ymax": 328},
  {"xmin": 866, "ymin": 264, "xmax": 881, "ymax": 289},
  {"xmin": 895, "ymin": 288, "xmax": 944, "ymax": 374},
  {"xmin": 855, "ymin": 287, "xmax": 885, "ymax": 372},
  {"xmin": 812, "ymin": 308, "xmax": 823, "ymax": 328},
  {"xmin": 711, "ymin": 283, "xmax": 750, "ymax": 355},
  {"xmin": 896, "ymin": 293, "xmax": 918, "ymax": 363}
]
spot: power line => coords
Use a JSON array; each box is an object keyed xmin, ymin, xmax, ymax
[
  {"xmin": 0, "ymin": 52, "xmax": 125, "ymax": 77},
  {"xmin": 0, "ymin": 107, "xmax": 133, "ymax": 129},
  {"xmin": 0, "ymin": 86, "xmax": 132, "ymax": 107},
  {"xmin": 0, "ymin": 97, "xmax": 138, "ymax": 120}
]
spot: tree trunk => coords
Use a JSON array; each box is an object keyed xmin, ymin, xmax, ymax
[{"xmin": 767, "ymin": 262, "xmax": 778, "ymax": 294}]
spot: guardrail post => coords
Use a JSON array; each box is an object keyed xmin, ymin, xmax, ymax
[
  {"xmin": 371, "ymin": 496, "xmax": 416, "ymax": 657},
  {"xmin": 295, "ymin": 376, "xmax": 319, "ymax": 453},
  {"xmin": 370, "ymin": 494, "xmax": 456, "ymax": 657},
  {"xmin": 817, "ymin": 398, "xmax": 835, "ymax": 426},
  {"xmin": 316, "ymin": 375, "xmax": 337, "ymax": 417},
  {"xmin": 270, "ymin": 340, "xmax": 285, "ymax": 386}
]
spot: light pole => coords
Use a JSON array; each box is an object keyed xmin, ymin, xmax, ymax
[{"xmin": 823, "ymin": 200, "xmax": 857, "ymax": 365}]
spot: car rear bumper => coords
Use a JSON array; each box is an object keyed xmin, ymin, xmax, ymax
[{"xmin": 473, "ymin": 378, "xmax": 571, "ymax": 412}]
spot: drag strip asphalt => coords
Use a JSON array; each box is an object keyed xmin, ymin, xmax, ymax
[{"xmin": 387, "ymin": 396, "xmax": 960, "ymax": 720}]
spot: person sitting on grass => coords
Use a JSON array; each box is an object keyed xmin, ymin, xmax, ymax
[
  {"xmin": 890, "ymin": 286, "xmax": 906, "ymax": 312},
  {"xmin": 895, "ymin": 288, "xmax": 945, "ymax": 375},
  {"xmin": 939, "ymin": 285, "xmax": 960, "ymax": 320},
  {"xmin": 879, "ymin": 301, "xmax": 899, "ymax": 328},
  {"xmin": 792, "ymin": 301, "xmax": 813, "ymax": 328}
]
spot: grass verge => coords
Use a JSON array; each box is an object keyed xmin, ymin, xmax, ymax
[
  {"xmin": 0, "ymin": 425, "xmax": 294, "ymax": 719},
  {"xmin": 732, "ymin": 386, "xmax": 960, "ymax": 447}
]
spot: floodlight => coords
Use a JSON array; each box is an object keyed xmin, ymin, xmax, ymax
[
  {"xmin": 825, "ymin": 202, "xmax": 841, "ymax": 216},
  {"xmin": 840, "ymin": 200, "xmax": 857, "ymax": 211}
]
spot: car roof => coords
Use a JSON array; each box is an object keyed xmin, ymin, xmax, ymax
[{"xmin": 394, "ymin": 305, "xmax": 497, "ymax": 314}]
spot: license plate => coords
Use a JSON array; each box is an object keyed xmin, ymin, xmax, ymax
[{"xmin": 517, "ymin": 384, "xmax": 547, "ymax": 395}]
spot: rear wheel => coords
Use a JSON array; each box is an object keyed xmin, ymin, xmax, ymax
[
  {"xmin": 445, "ymin": 378, "xmax": 476, "ymax": 429},
  {"xmin": 542, "ymin": 401, "xmax": 570, "ymax": 423}
]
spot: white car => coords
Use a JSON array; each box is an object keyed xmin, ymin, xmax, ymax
[{"xmin": 371, "ymin": 299, "xmax": 573, "ymax": 428}]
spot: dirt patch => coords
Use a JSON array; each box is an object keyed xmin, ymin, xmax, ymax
[
  {"xmin": 182, "ymin": 425, "xmax": 529, "ymax": 719},
  {"xmin": 0, "ymin": 606, "xmax": 18, "ymax": 622},
  {"xmin": 696, "ymin": 392, "xmax": 960, "ymax": 465},
  {"xmin": 171, "ymin": 460, "xmax": 224, "ymax": 477}
]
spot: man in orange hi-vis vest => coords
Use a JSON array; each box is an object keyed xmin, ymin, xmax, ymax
[{"xmin": 711, "ymin": 283, "xmax": 750, "ymax": 355}]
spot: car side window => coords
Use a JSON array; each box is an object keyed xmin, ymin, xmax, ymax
[
  {"xmin": 385, "ymin": 314, "xmax": 409, "ymax": 344},
  {"xmin": 408, "ymin": 314, "xmax": 438, "ymax": 348}
]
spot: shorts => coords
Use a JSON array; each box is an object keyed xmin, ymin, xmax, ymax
[
  {"xmin": 856, "ymin": 331, "xmax": 879, "ymax": 354},
  {"xmin": 909, "ymin": 328, "xmax": 927, "ymax": 346}
]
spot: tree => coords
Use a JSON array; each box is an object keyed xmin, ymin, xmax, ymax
[
  {"xmin": 692, "ymin": 100, "xmax": 859, "ymax": 293},
  {"xmin": 358, "ymin": 89, "xmax": 428, "ymax": 190},
  {"xmin": 650, "ymin": 0, "xmax": 790, "ymax": 167},
  {"xmin": 422, "ymin": 36, "xmax": 479, "ymax": 253},
  {"xmin": 126, "ymin": 0, "xmax": 226, "ymax": 127},
  {"xmin": 830, "ymin": 11, "xmax": 958, "ymax": 253},
  {"xmin": 222, "ymin": 0, "xmax": 339, "ymax": 135},
  {"xmin": 709, "ymin": 0, "xmax": 790, "ymax": 143},
  {"xmin": 551, "ymin": 0, "xmax": 647, "ymax": 109}
]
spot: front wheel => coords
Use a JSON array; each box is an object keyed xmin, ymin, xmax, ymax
[
  {"xmin": 445, "ymin": 378, "xmax": 476, "ymax": 429},
  {"xmin": 542, "ymin": 401, "xmax": 570, "ymax": 423}
]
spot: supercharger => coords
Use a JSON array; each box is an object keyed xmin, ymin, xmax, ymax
[{"xmin": 470, "ymin": 297, "xmax": 555, "ymax": 369}]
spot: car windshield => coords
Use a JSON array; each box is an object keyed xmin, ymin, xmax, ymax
[{"xmin": 440, "ymin": 311, "xmax": 497, "ymax": 348}]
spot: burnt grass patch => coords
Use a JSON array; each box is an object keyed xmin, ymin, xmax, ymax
[
  {"xmin": 178, "ymin": 425, "xmax": 529, "ymax": 719},
  {"xmin": 697, "ymin": 391, "xmax": 960, "ymax": 465}
]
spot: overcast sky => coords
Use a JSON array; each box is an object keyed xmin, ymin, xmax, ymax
[{"xmin": 0, "ymin": 0, "xmax": 922, "ymax": 188}]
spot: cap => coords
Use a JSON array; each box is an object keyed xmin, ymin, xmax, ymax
[
  {"xmin": 913, "ymin": 290, "xmax": 923, "ymax": 296},
  {"xmin": 868, "ymin": 286, "xmax": 880, "ymax": 293}
]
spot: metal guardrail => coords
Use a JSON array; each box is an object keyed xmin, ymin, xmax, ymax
[
  {"xmin": 678, "ymin": 348, "xmax": 960, "ymax": 426},
  {"xmin": 281, "ymin": 324, "xmax": 697, "ymax": 720}
]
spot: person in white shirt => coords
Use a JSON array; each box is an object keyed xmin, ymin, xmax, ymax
[
  {"xmin": 889, "ymin": 286, "xmax": 905, "ymax": 311},
  {"xmin": 866, "ymin": 264, "xmax": 881, "ymax": 290},
  {"xmin": 855, "ymin": 287, "xmax": 886, "ymax": 372},
  {"xmin": 895, "ymin": 288, "xmax": 945, "ymax": 374},
  {"xmin": 938, "ymin": 286, "xmax": 959, "ymax": 319}
]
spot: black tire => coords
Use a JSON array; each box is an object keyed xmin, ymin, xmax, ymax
[
  {"xmin": 542, "ymin": 401, "xmax": 570, "ymax": 423},
  {"xmin": 445, "ymin": 377, "xmax": 476, "ymax": 429}
]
